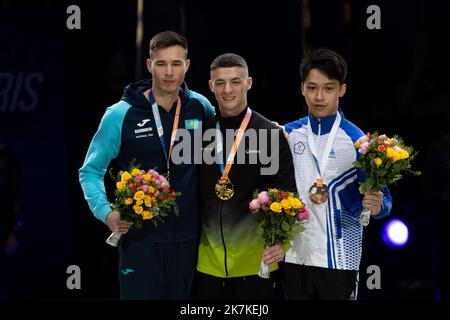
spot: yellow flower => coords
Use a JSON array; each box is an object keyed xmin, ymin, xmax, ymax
[
  {"xmin": 148, "ymin": 186, "xmax": 155, "ymax": 194},
  {"xmin": 121, "ymin": 171, "xmax": 132, "ymax": 182},
  {"xmin": 288, "ymin": 197, "xmax": 303, "ymax": 209},
  {"xmin": 135, "ymin": 199, "xmax": 143, "ymax": 206},
  {"xmin": 387, "ymin": 147, "xmax": 409, "ymax": 162},
  {"xmin": 386, "ymin": 138, "xmax": 393, "ymax": 145},
  {"xmin": 124, "ymin": 198, "xmax": 133, "ymax": 205},
  {"xmin": 354, "ymin": 140, "xmax": 361, "ymax": 148},
  {"xmin": 116, "ymin": 181, "xmax": 125, "ymax": 191},
  {"xmin": 133, "ymin": 205, "xmax": 143, "ymax": 214},
  {"xmin": 386, "ymin": 147, "xmax": 396, "ymax": 161},
  {"xmin": 144, "ymin": 196, "xmax": 152, "ymax": 207},
  {"xmin": 143, "ymin": 174, "xmax": 152, "ymax": 183},
  {"xmin": 270, "ymin": 202, "xmax": 283, "ymax": 213},
  {"xmin": 143, "ymin": 211, "xmax": 153, "ymax": 220},
  {"xmin": 134, "ymin": 191, "xmax": 145, "ymax": 200},
  {"xmin": 399, "ymin": 148, "xmax": 409, "ymax": 160},
  {"xmin": 281, "ymin": 199, "xmax": 292, "ymax": 210},
  {"xmin": 374, "ymin": 157, "xmax": 383, "ymax": 167},
  {"xmin": 131, "ymin": 168, "xmax": 141, "ymax": 177}
]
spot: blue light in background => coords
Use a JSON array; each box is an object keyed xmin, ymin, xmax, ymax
[{"xmin": 382, "ymin": 219, "xmax": 409, "ymax": 248}]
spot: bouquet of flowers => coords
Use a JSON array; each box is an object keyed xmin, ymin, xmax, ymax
[
  {"xmin": 353, "ymin": 132, "xmax": 421, "ymax": 226},
  {"xmin": 106, "ymin": 165, "xmax": 180, "ymax": 247},
  {"xmin": 249, "ymin": 188, "xmax": 309, "ymax": 278}
]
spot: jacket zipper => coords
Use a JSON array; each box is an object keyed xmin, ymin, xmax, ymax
[
  {"xmin": 317, "ymin": 118, "xmax": 322, "ymax": 162},
  {"xmin": 317, "ymin": 118, "xmax": 321, "ymax": 138},
  {"xmin": 219, "ymin": 201, "xmax": 229, "ymax": 277}
]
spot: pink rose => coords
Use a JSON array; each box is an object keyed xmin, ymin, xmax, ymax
[
  {"xmin": 147, "ymin": 169, "xmax": 158, "ymax": 176},
  {"xmin": 298, "ymin": 208, "xmax": 309, "ymax": 221},
  {"xmin": 158, "ymin": 175, "xmax": 169, "ymax": 188},
  {"xmin": 141, "ymin": 184, "xmax": 149, "ymax": 193},
  {"xmin": 359, "ymin": 142, "xmax": 369, "ymax": 154},
  {"xmin": 378, "ymin": 134, "xmax": 387, "ymax": 140},
  {"xmin": 134, "ymin": 174, "xmax": 144, "ymax": 183},
  {"xmin": 257, "ymin": 191, "xmax": 270, "ymax": 205},
  {"xmin": 249, "ymin": 199, "xmax": 260, "ymax": 212}
]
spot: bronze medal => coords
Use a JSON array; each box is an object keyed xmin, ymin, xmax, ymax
[
  {"xmin": 215, "ymin": 178, "xmax": 234, "ymax": 200},
  {"xmin": 308, "ymin": 179, "xmax": 329, "ymax": 204}
]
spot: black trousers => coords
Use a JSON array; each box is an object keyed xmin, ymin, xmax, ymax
[
  {"xmin": 192, "ymin": 271, "xmax": 276, "ymax": 300},
  {"xmin": 118, "ymin": 239, "xmax": 197, "ymax": 300},
  {"xmin": 281, "ymin": 262, "xmax": 358, "ymax": 300}
]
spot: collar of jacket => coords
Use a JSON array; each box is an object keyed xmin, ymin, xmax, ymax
[
  {"xmin": 308, "ymin": 107, "xmax": 344, "ymax": 135},
  {"xmin": 121, "ymin": 79, "xmax": 191, "ymax": 110}
]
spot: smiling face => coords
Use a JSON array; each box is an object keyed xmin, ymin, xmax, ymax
[
  {"xmin": 301, "ymin": 68, "xmax": 346, "ymax": 118},
  {"xmin": 147, "ymin": 45, "xmax": 190, "ymax": 95},
  {"xmin": 209, "ymin": 66, "xmax": 252, "ymax": 117}
]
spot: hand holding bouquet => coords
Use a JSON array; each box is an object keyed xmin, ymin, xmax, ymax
[
  {"xmin": 353, "ymin": 132, "xmax": 421, "ymax": 226},
  {"xmin": 106, "ymin": 165, "xmax": 180, "ymax": 247},
  {"xmin": 249, "ymin": 188, "xmax": 309, "ymax": 278}
]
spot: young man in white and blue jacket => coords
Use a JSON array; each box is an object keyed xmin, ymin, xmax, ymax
[{"xmin": 282, "ymin": 48, "xmax": 392, "ymax": 300}]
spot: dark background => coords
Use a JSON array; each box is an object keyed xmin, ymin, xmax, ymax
[{"xmin": 0, "ymin": 0, "xmax": 449, "ymax": 301}]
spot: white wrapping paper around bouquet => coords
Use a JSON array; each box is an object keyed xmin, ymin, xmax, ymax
[
  {"xmin": 258, "ymin": 260, "xmax": 270, "ymax": 279},
  {"xmin": 106, "ymin": 232, "xmax": 122, "ymax": 247}
]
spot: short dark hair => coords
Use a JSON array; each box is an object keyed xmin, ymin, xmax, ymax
[
  {"xmin": 210, "ymin": 53, "xmax": 248, "ymax": 72},
  {"xmin": 149, "ymin": 31, "xmax": 188, "ymax": 59},
  {"xmin": 300, "ymin": 48, "xmax": 347, "ymax": 84}
]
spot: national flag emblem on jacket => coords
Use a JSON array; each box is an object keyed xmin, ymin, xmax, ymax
[{"xmin": 185, "ymin": 119, "xmax": 200, "ymax": 129}]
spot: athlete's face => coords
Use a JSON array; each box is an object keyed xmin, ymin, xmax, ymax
[
  {"xmin": 209, "ymin": 67, "xmax": 252, "ymax": 117},
  {"xmin": 147, "ymin": 45, "xmax": 190, "ymax": 95},
  {"xmin": 301, "ymin": 68, "xmax": 346, "ymax": 118}
]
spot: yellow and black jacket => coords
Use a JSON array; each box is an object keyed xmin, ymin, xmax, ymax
[{"xmin": 197, "ymin": 106, "xmax": 296, "ymax": 278}]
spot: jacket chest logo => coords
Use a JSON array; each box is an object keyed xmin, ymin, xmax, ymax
[
  {"xmin": 328, "ymin": 148, "xmax": 337, "ymax": 159},
  {"xmin": 137, "ymin": 119, "xmax": 151, "ymax": 127},
  {"xmin": 134, "ymin": 118, "xmax": 153, "ymax": 138},
  {"xmin": 294, "ymin": 142, "xmax": 305, "ymax": 155}
]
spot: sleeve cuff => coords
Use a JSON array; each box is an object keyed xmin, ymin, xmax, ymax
[{"xmin": 95, "ymin": 204, "xmax": 112, "ymax": 223}]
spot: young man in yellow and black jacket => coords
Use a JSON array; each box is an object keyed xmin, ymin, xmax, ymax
[{"xmin": 193, "ymin": 53, "xmax": 296, "ymax": 300}]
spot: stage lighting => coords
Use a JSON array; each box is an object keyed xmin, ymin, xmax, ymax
[{"xmin": 382, "ymin": 219, "xmax": 409, "ymax": 248}]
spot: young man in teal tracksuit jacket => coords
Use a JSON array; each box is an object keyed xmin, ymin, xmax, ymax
[{"xmin": 79, "ymin": 31, "xmax": 214, "ymax": 299}]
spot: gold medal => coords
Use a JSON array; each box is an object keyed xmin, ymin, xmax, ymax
[
  {"xmin": 214, "ymin": 108, "xmax": 252, "ymax": 201},
  {"xmin": 215, "ymin": 178, "xmax": 234, "ymax": 200},
  {"xmin": 308, "ymin": 178, "xmax": 329, "ymax": 204}
]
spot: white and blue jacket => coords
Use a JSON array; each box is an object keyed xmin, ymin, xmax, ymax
[{"xmin": 284, "ymin": 110, "xmax": 392, "ymax": 270}]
